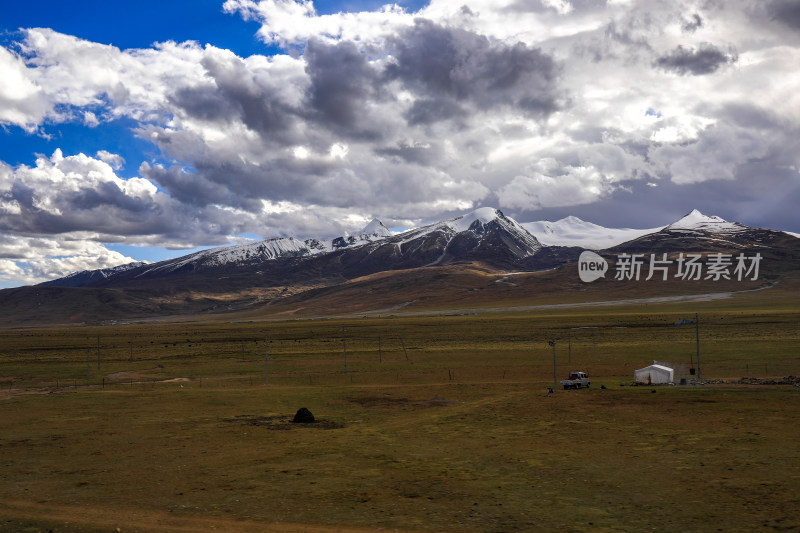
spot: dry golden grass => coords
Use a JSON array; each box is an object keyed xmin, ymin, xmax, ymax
[{"xmin": 0, "ymin": 292, "xmax": 798, "ymax": 532}]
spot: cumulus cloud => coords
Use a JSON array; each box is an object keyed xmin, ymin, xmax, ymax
[
  {"xmin": 0, "ymin": 149, "xmax": 267, "ymax": 247},
  {"xmin": 497, "ymin": 164, "xmax": 612, "ymax": 209},
  {"xmin": 1, "ymin": 149, "xmax": 157, "ymax": 230},
  {"xmin": 0, "ymin": 46, "xmax": 47, "ymax": 131},
  {"xmin": 222, "ymin": 0, "xmax": 414, "ymax": 48},
  {"xmin": 0, "ymin": 233, "xmax": 139, "ymax": 286},
  {"xmin": 96, "ymin": 150, "xmax": 125, "ymax": 170},
  {"xmin": 1, "ymin": 0, "xmax": 799, "ymax": 286}
]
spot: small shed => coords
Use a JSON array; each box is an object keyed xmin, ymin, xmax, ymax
[{"xmin": 634, "ymin": 364, "xmax": 674, "ymax": 385}]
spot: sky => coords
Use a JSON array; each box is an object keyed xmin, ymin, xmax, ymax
[{"xmin": 1, "ymin": 0, "xmax": 799, "ymax": 288}]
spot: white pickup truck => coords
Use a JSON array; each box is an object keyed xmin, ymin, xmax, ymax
[{"xmin": 560, "ymin": 371, "xmax": 590, "ymax": 390}]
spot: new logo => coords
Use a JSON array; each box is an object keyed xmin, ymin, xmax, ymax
[{"xmin": 578, "ymin": 251, "xmax": 608, "ymax": 282}]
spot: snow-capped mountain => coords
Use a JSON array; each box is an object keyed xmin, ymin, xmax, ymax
[
  {"xmin": 39, "ymin": 261, "xmax": 146, "ymax": 288},
  {"xmin": 133, "ymin": 219, "xmax": 393, "ymax": 278},
  {"xmin": 359, "ymin": 219, "xmax": 392, "ymax": 239},
  {"xmin": 41, "ymin": 208, "xmax": 544, "ymax": 288},
  {"xmin": 11, "ymin": 206, "xmax": 800, "ymax": 325},
  {"xmin": 139, "ymin": 237, "xmax": 311, "ymax": 277},
  {"xmin": 522, "ymin": 216, "xmax": 663, "ymax": 249},
  {"xmin": 608, "ymin": 209, "xmax": 797, "ymax": 254},
  {"xmin": 390, "ymin": 207, "xmax": 542, "ymax": 264},
  {"xmin": 664, "ymin": 209, "xmax": 748, "ymax": 233},
  {"xmin": 38, "ymin": 207, "xmax": 799, "ymax": 291},
  {"xmin": 340, "ymin": 207, "xmax": 544, "ymax": 273}
]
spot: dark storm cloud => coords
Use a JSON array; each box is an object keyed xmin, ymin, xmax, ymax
[
  {"xmin": 386, "ymin": 19, "xmax": 562, "ymax": 121},
  {"xmin": 2, "ymin": 178, "xmax": 165, "ymax": 238},
  {"xmin": 66, "ymin": 181, "xmax": 153, "ymax": 213},
  {"xmin": 767, "ymin": 0, "xmax": 800, "ymax": 30},
  {"xmin": 404, "ymin": 98, "xmax": 466, "ymax": 125},
  {"xmin": 655, "ymin": 43, "xmax": 737, "ymax": 75},
  {"xmin": 720, "ymin": 103, "xmax": 784, "ymax": 131},
  {"xmin": 681, "ymin": 13, "xmax": 704, "ymax": 33},
  {"xmin": 193, "ymin": 157, "xmax": 320, "ymax": 205},
  {"xmin": 168, "ymin": 50, "xmax": 297, "ymax": 142},
  {"xmin": 375, "ymin": 140, "xmax": 444, "ymax": 166},
  {"xmin": 141, "ymin": 163, "xmax": 235, "ymax": 209},
  {"xmin": 169, "ymin": 85, "xmax": 237, "ymax": 123},
  {"xmin": 140, "ymin": 159, "xmax": 295, "ymax": 213},
  {"xmin": 142, "ymin": 143, "xmax": 362, "ymax": 212},
  {"xmin": 303, "ymin": 39, "xmax": 381, "ymax": 137}
]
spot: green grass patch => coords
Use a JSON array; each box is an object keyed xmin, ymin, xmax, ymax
[{"xmin": 0, "ymin": 295, "xmax": 798, "ymax": 531}]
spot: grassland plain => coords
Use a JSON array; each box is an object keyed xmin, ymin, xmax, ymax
[{"xmin": 0, "ymin": 293, "xmax": 799, "ymax": 532}]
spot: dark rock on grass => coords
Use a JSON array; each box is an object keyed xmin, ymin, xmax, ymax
[{"xmin": 292, "ymin": 407, "xmax": 315, "ymax": 423}]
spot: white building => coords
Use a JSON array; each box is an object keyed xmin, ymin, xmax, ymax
[{"xmin": 634, "ymin": 364, "xmax": 674, "ymax": 385}]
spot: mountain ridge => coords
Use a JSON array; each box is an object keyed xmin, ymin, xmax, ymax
[
  {"xmin": 39, "ymin": 208, "xmax": 798, "ymax": 288},
  {"xmin": 521, "ymin": 217, "xmax": 663, "ymax": 249},
  {"xmin": 4, "ymin": 207, "xmax": 796, "ymax": 326}
]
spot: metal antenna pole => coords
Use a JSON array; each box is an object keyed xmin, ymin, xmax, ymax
[
  {"xmin": 399, "ymin": 335, "xmax": 408, "ymax": 361},
  {"xmin": 342, "ymin": 326, "xmax": 347, "ymax": 374},
  {"xmin": 695, "ymin": 313, "xmax": 701, "ymax": 382},
  {"xmin": 568, "ymin": 330, "xmax": 572, "ymax": 369},
  {"xmin": 549, "ymin": 340, "xmax": 556, "ymax": 392}
]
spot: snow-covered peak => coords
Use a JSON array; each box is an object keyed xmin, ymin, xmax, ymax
[
  {"xmin": 359, "ymin": 218, "xmax": 391, "ymax": 238},
  {"xmin": 522, "ymin": 217, "xmax": 663, "ymax": 249},
  {"xmin": 141, "ymin": 237, "xmax": 311, "ymax": 274},
  {"xmin": 393, "ymin": 207, "xmax": 540, "ymax": 257},
  {"xmin": 39, "ymin": 261, "xmax": 148, "ymax": 287},
  {"xmin": 667, "ymin": 209, "xmax": 725, "ymax": 229},
  {"xmin": 558, "ymin": 215, "xmax": 585, "ymax": 225},
  {"xmin": 448, "ymin": 207, "xmax": 504, "ymax": 233},
  {"xmin": 201, "ymin": 237, "xmax": 309, "ymax": 265},
  {"xmin": 665, "ymin": 209, "xmax": 747, "ymax": 233}
]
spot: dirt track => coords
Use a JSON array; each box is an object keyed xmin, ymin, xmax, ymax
[
  {"xmin": 0, "ymin": 498, "xmax": 415, "ymax": 533},
  {"xmin": 363, "ymin": 284, "xmax": 775, "ymax": 318}
]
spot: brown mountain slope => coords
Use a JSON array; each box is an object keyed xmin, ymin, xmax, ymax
[{"xmin": 240, "ymin": 261, "xmax": 786, "ymax": 319}]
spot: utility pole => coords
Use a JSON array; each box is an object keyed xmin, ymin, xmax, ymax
[
  {"xmin": 342, "ymin": 326, "xmax": 348, "ymax": 374},
  {"xmin": 695, "ymin": 312, "xmax": 701, "ymax": 382},
  {"xmin": 568, "ymin": 330, "xmax": 572, "ymax": 369},
  {"xmin": 378, "ymin": 335, "xmax": 382, "ymax": 363},
  {"xmin": 549, "ymin": 340, "xmax": 556, "ymax": 392},
  {"xmin": 97, "ymin": 335, "xmax": 101, "ymax": 370},
  {"xmin": 265, "ymin": 333, "xmax": 269, "ymax": 385}
]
